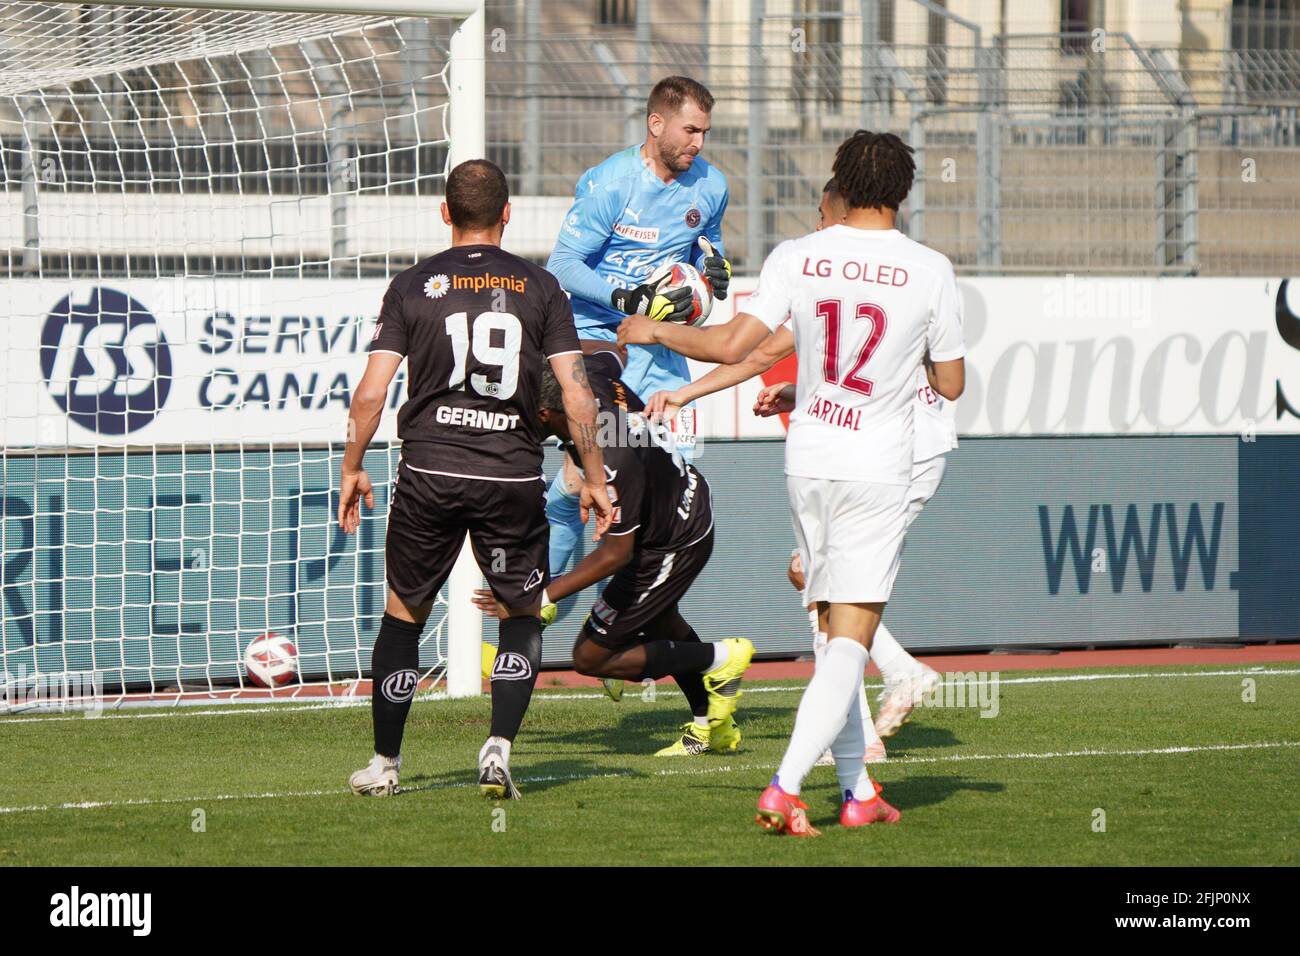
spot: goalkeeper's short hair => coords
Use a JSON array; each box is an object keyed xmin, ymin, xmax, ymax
[
  {"xmin": 445, "ymin": 159, "xmax": 509, "ymax": 229},
  {"xmin": 647, "ymin": 75, "xmax": 714, "ymax": 118}
]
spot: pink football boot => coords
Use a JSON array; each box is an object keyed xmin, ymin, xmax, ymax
[
  {"xmin": 839, "ymin": 783, "xmax": 901, "ymax": 827},
  {"xmin": 756, "ymin": 778, "xmax": 821, "ymax": 837}
]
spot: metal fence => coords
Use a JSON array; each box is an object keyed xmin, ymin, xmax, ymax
[
  {"xmin": 2, "ymin": 0, "xmax": 1299, "ymax": 276},
  {"xmin": 480, "ymin": 0, "xmax": 1300, "ymax": 276}
]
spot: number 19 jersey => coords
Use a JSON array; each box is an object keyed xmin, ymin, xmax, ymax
[
  {"xmin": 743, "ymin": 225, "xmax": 965, "ymax": 485},
  {"xmin": 369, "ymin": 244, "xmax": 581, "ymax": 480}
]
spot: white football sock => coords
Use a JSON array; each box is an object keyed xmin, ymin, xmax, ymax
[
  {"xmin": 775, "ymin": 637, "xmax": 869, "ymax": 795},
  {"xmin": 816, "ymin": 674, "xmax": 880, "ymax": 761},
  {"xmin": 819, "ymin": 635, "xmax": 880, "ymax": 751},
  {"xmin": 693, "ymin": 715, "xmax": 709, "ymax": 729},
  {"xmin": 704, "ymin": 643, "xmax": 729, "ymax": 674},
  {"xmin": 870, "ymin": 621, "xmax": 924, "ymax": 683},
  {"xmin": 812, "ymin": 632, "xmax": 835, "ymax": 763},
  {"xmin": 860, "ymin": 683, "xmax": 883, "ymax": 749},
  {"xmin": 831, "ymin": 684, "xmax": 874, "ymax": 800}
]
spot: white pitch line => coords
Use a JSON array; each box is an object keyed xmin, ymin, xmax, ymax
[
  {"xmin": 1, "ymin": 739, "xmax": 1296, "ymax": 816},
  {"xmin": 886, "ymin": 739, "xmax": 1300, "ymax": 765},
  {"xmin": 2, "ymin": 666, "xmax": 1298, "ymax": 725},
  {"xmin": 0, "ymin": 699, "xmax": 371, "ymax": 725},
  {"xmin": 525, "ymin": 666, "xmax": 1300, "ymax": 702}
]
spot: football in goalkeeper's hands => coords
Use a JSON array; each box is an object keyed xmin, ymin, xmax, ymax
[{"xmin": 648, "ymin": 261, "xmax": 713, "ymax": 326}]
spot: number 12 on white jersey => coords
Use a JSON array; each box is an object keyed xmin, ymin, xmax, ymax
[{"xmin": 816, "ymin": 298, "xmax": 888, "ymax": 397}]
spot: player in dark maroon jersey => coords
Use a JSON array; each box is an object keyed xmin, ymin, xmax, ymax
[
  {"xmin": 476, "ymin": 351, "xmax": 756, "ymax": 757},
  {"xmin": 339, "ymin": 159, "xmax": 613, "ymax": 800}
]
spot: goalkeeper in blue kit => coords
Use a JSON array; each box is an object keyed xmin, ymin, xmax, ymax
[{"xmin": 544, "ymin": 75, "xmax": 732, "ymax": 582}]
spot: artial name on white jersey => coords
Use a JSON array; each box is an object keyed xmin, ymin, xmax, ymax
[
  {"xmin": 805, "ymin": 395, "xmax": 863, "ymax": 431},
  {"xmin": 435, "ymin": 405, "xmax": 521, "ymax": 430}
]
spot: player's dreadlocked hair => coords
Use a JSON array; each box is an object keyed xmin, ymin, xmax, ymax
[
  {"xmin": 831, "ymin": 131, "xmax": 915, "ymax": 211},
  {"xmin": 539, "ymin": 362, "xmax": 565, "ymax": 414}
]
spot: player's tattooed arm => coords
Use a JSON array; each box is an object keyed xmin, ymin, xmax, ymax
[
  {"xmin": 550, "ymin": 353, "xmax": 614, "ymax": 538},
  {"xmin": 645, "ymin": 325, "xmax": 795, "ymax": 420},
  {"xmin": 574, "ymin": 420, "xmax": 599, "ymax": 457},
  {"xmin": 570, "ymin": 353, "xmax": 590, "ymax": 388}
]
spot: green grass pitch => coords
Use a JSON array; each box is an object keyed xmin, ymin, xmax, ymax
[{"xmin": 1, "ymin": 664, "xmax": 1296, "ymax": 866}]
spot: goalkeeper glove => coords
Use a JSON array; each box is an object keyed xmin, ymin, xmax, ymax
[
  {"xmin": 611, "ymin": 274, "xmax": 693, "ymax": 324},
  {"xmin": 697, "ymin": 236, "xmax": 731, "ymax": 300}
]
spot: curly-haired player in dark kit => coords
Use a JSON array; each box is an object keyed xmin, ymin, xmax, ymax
[
  {"xmin": 339, "ymin": 159, "xmax": 612, "ymax": 800},
  {"xmin": 476, "ymin": 350, "xmax": 755, "ymax": 756}
]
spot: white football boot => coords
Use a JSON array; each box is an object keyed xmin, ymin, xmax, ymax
[
  {"xmin": 874, "ymin": 666, "xmax": 941, "ymax": 738},
  {"xmin": 349, "ymin": 753, "xmax": 400, "ymax": 796},
  {"xmin": 478, "ymin": 740, "xmax": 521, "ymax": 800}
]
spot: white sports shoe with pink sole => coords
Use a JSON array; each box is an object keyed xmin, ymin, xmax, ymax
[{"xmin": 874, "ymin": 667, "xmax": 941, "ymax": 738}]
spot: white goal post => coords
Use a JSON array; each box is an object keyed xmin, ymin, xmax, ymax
[{"xmin": 0, "ymin": 0, "xmax": 487, "ymax": 709}]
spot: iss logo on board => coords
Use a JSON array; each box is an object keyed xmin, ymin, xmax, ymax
[{"xmin": 39, "ymin": 287, "xmax": 172, "ymax": 435}]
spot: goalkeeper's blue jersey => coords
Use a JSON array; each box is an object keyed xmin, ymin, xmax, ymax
[{"xmin": 549, "ymin": 145, "xmax": 729, "ymax": 395}]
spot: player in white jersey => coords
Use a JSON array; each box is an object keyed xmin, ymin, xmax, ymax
[
  {"xmin": 619, "ymin": 131, "xmax": 965, "ymax": 835},
  {"xmin": 641, "ymin": 179, "xmax": 954, "ymax": 756}
]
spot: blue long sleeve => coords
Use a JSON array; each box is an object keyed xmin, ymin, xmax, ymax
[{"xmin": 547, "ymin": 244, "xmax": 616, "ymax": 310}]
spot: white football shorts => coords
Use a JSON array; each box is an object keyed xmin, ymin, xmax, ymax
[
  {"xmin": 905, "ymin": 453, "xmax": 947, "ymax": 529},
  {"xmin": 787, "ymin": 475, "xmax": 910, "ymax": 604}
]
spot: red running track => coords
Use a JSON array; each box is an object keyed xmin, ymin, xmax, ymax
[{"xmin": 524, "ymin": 642, "xmax": 1300, "ymax": 690}]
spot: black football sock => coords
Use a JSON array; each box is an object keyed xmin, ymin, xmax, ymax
[
  {"xmin": 675, "ymin": 674, "xmax": 709, "ymax": 718},
  {"xmin": 489, "ymin": 616, "xmax": 543, "ymax": 742},
  {"xmin": 641, "ymin": 615, "xmax": 712, "ymax": 714},
  {"xmin": 636, "ymin": 638, "xmax": 715, "ymax": 681},
  {"xmin": 370, "ymin": 613, "xmax": 424, "ymax": 758},
  {"xmin": 671, "ymin": 629, "xmax": 710, "ymax": 718}
]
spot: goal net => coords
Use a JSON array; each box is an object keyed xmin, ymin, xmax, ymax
[{"xmin": 0, "ymin": 1, "xmax": 485, "ymax": 710}]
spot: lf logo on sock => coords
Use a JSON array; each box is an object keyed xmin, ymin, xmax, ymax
[
  {"xmin": 491, "ymin": 652, "xmax": 533, "ymax": 681},
  {"xmin": 381, "ymin": 669, "xmax": 419, "ymax": 703}
]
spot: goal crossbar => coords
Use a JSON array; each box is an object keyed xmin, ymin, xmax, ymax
[{"xmin": 89, "ymin": 1, "xmax": 483, "ymax": 17}]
